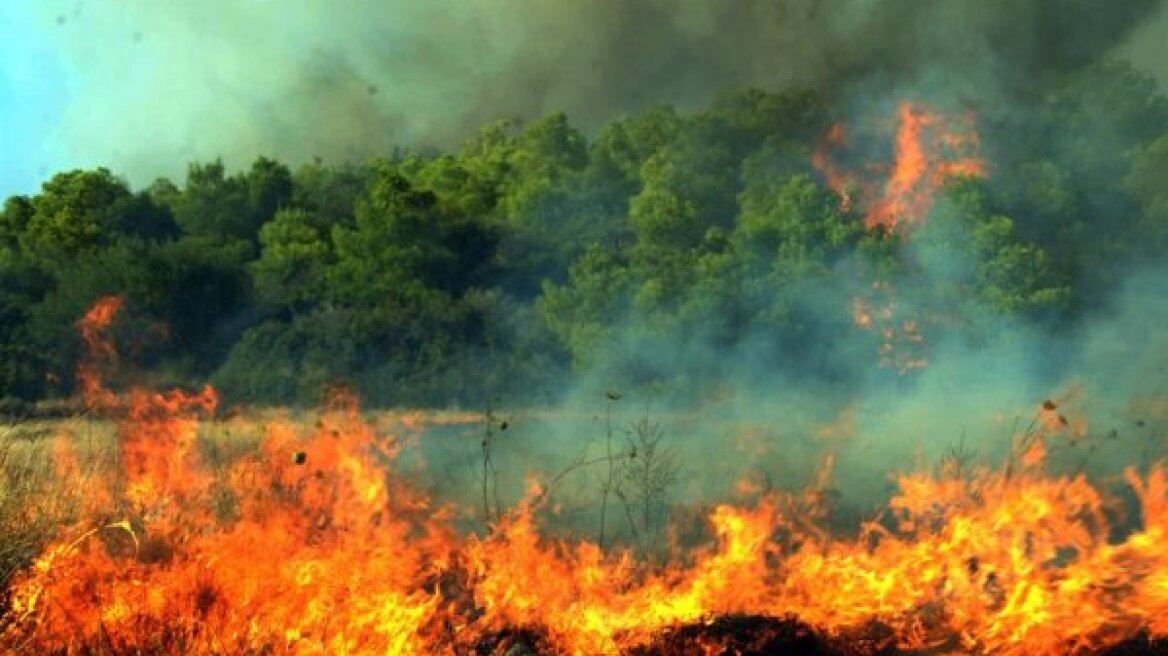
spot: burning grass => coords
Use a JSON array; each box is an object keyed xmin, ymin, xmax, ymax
[
  {"xmin": 1, "ymin": 410, "xmax": 1166, "ymax": 654},
  {"xmin": 0, "ymin": 299, "xmax": 1166, "ymax": 655}
]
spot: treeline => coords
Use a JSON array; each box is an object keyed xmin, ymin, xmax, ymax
[{"xmin": 1, "ymin": 62, "xmax": 1165, "ymax": 408}]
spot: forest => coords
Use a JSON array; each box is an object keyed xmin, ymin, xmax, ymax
[{"xmin": 0, "ymin": 61, "xmax": 1165, "ymax": 410}]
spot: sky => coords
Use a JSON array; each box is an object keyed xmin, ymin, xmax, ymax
[
  {"xmin": 0, "ymin": 3, "xmax": 74, "ymax": 198},
  {"xmin": 1, "ymin": 0, "xmax": 1166, "ymax": 201}
]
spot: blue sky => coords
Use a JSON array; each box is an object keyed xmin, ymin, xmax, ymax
[{"xmin": 0, "ymin": 3, "xmax": 74, "ymax": 199}]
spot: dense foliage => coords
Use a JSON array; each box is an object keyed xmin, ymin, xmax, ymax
[{"xmin": 1, "ymin": 63, "xmax": 1165, "ymax": 408}]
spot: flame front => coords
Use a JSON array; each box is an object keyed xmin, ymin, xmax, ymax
[{"xmin": 3, "ymin": 301, "xmax": 1167, "ymax": 655}]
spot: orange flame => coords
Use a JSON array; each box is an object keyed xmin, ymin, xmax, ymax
[
  {"xmin": 823, "ymin": 103, "xmax": 984, "ymax": 374},
  {"xmin": 3, "ymin": 299, "xmax": 1168, "ymax": 655},
  {"xmin": 814, "ymin": 102, "xmax": 985, "ymax": 233},
  {"xmin": 811, "ymin": 123, "xmax": 853, "ymax": 212},
  {"xmin": 76, "ymin": 295, "xmax": 123, "ymax": 408},
  {"xmin": 866, "ymin": 103, "xmax": 984, "ymax": 231},
  {"xmin": 851, "ymin": 281, "xmax": 930, "ymax": 375}
]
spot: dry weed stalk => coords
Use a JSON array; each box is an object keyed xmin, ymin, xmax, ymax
[{"xmin": 615, "ymin": 413, "xmax": 679, "ymax": 558}]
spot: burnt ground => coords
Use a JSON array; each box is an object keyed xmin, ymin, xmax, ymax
[{"xmin": 478, "ymin": 615, "xmax": 1168, "ymax": 656}]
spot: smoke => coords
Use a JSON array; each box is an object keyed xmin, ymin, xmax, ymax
[
  {"xmin": 1116, "ymin": 0, "xmax": 1168, "ymax": 89},
  {"xmin": 434, "ymin": 195, "xmax": 1168, "ymax": 529},
  {"xmin": 22, "ymin": 0, "xmax": 1166, "ymax": 187},
  {"xmin": 12, "ymin": 0, "xmax": 1167, "ymax": 535},
  {"xmin": 444, "ymin": 264, "xmax": 1168, "ymax": 534}
]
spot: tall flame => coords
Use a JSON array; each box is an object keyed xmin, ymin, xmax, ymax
[
  {"xmin": 867, "ymin": 103, "xmax": 984, "ymax": 231},
  {"xmin": 814, "ymin": 103, "xmax": 986, "ymax": 374},
  {"xmin": 76, "ymin": 295, "xmax": 123, "ymax": 408},
  {"xmin": 814, "ymin": 102, "xmax": 985, "ymax": 233}
]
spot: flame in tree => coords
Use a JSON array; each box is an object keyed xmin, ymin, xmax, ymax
[
  {"xmin": 867, "ymin": 103, "xmax": 984, "ymax": 232},
  {"xmin": 851, "ymin": 282, "xmax": 929, "ymax": 375},
  {"xmin": 76, "ymin": 295, "xmax": 124, "ymax": 408},
  {"xmin": 814, "ymin": 103, "xmax": 985, "ymax": 373},
  {"xmin": 810, "ymin": 123, "xmax": 852, "ymax": 213},
  {"xmin": 3, "ymin": 299, "xmax": 1168, "ymax": 654},
  {"xmin": 814, "ymin": 102, "xmax": 985, "ymax": 233}
]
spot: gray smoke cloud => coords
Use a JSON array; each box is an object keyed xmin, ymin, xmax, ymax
[
  {"xmin": 417, "ymin": 262, "xmax": 1168, "ymax": 534},
  {"xmin": 20, "ymin": 0, "xmax": 1168, "ymax": 535},
  {"xmin": 27, "ymin": 0, "xmax": 1167, "ymax": 186}
]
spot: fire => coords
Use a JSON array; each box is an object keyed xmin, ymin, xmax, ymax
[
  {"xmin": 866, "ymin": 103, "xmax": 984, "ymax": 231},
  {"xmin": 3, "ymin": 299, "xmax": 1168, "ymax": 655},
  {"xmin": 817, "ymin": 103, "xmax": 985, "ymax": 374},
  {"xmin": 850, "ymin": 281, "xmax": 929, "ymax": 375},
  {"xmin": 811, "ymin": 123, "xmax": 852, "ymax": 213},
  {"xmin": 813, "ymin": 102, "xmax": 985, "ymax": 233},
  {"xmin": 6, "ymin": 302, "xmax": 450, "ymax": 654},
  {"xmin": 76, "ymin": 295, "xmax": 123, "ymax": 407}
]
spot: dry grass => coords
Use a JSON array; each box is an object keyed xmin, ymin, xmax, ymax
[
  {"xmin": 0, "ymin": 420, "xmax": 109, "ymax": 609},
  {"xmin": 0, "ymin": 415, "xmax": 268, "ymax": 602},
  {"xmin": 0, "ymin": 407, "xmax": 470, "ymax": 596}
]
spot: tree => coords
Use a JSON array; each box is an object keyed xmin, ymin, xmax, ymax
[
  {"xmin": 0, "ymin": 197, "xmax": 33, "ymax": 249},
  {"xmin": 142, "ymin": 236, "xmax": 253, "ymax": 374},
  {"xmin": 252, "ymin": 208, "xmax": 332, "ymax": 312},
  {"xmin": 172, "ymin": 157, "xmax": 292, "ymax": 246},
  {"xmin": 215, "ymin": 309, "xmax": 367, "ymax": 405},
  {"xmin": 20, "ymin": 169, "xmax": 134, "ymax": 257},
  {"xmin": 587, "ymin": 105, "xmax": 682, "ymax": 190},
  {"xmin": 245, "ymin": 157, "xmax": 294, "ymax": 229},
  {"xmin": 628, "ymin": 114, "xmax": 745, "ymax": 253},
  {"xmin": 0, "ymin": 252, "xmax": 51, "ymax": 399},
  {"xmin": 919, "ymin": 179, "xmax": 1071, "ymax": 318},
  {"xmin": 971, "ymin": 215, "xmax": 1071, "ymax": 315},
  {"xmin": 1123, "ymin": 130, "xmax": 1168, "ymax": 256},
  {"xmin": 171, "ymin": 160, "xmax": 249, "ymax": 241},
  {"xmin": 329, "ymin": 160, "xmax": 496, "ymax": 301},
  {"xmin": 538, "ymin": 244, "xmax": 631, "ymax": 369},
  {"xmin": 735, "ymin": 172, "xmax": 857, "ymax": 274},
  {"xmin": 290, "ymin": 160, "xmax": 366, "ymax": 229}
]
